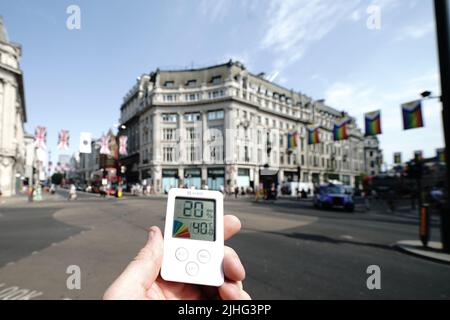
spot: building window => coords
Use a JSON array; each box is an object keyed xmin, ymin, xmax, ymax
[
  {"xmin": 244, "ymin": 146, "xmax": 249, "ymax": 162},
  {"xmin": 211, "ymin": 75, "xmax": 222, "ymax": 84},
  {"xmin": 258, "ymin": 116, "xmax": 262, "ymax": 124},
  {"xmin": 143, "ymin": 148, "xmax": 149, "ymax": 163},
  {"xmin": 164, "ymin": 94, "xmax": 176, "ymax": 102},
  {"xmin": 163, "ymin": 147, "xmax": 174, "ymax": 162},
  {"xmin": 186, "ymin": 127, "xmax": 198, "ymax": 140},
  {"xmin": 280, "ymin": 153, "xmax": 284, "ymax": 164},
  {"xmin": 208, "ymin": 110, "xmax": 224, "ymax": 120},
  {"xmin": 162, "ymin": 128, "xmax": 176, "ymax": 141},
  {"xmin": 186, "ymin": 79, "xmax": 197, "ymax": 87},
  {"xmin": 210, "ymin": 145, "xmax": 223, "ymax": 162},
  {"xmin": 208, "ymin": 90, "xmax": 224, "ymax": 99},
  {"xmin": 162, "ymin": 113, "xmax": 177, "ymax": 122},
  {"xmin": 184, "ymin": 113, "xmax": 201, "ymax": 122},
  {"xmin": 187, "ymin": 93, "xmax": 198, "ymax": 101},
  {"xmin": 189, "ymin": 145, "xmax": 197, "ymax": 162},
  {"xmin": 164, "ymin": 81, "xmax": 174, "ymax": 88}
]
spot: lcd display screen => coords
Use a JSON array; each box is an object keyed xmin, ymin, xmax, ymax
[{"xmin": 172, "ymin": 197, "xmax": 215, "ymax": 241}]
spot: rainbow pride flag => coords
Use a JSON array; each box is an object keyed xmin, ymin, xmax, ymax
[
  {"xmin": 173, "ymin": 220, "xmax": 191, "ymax": 238},
  {"xmin": 401, "ymin": 100, "xmax": 424, "ymax": 130},
  {"xmin": 287, "ymin": 131, "xmax": 298, "ymax": 149},
  {"xmin": 308, "ymin": 127, "xmax": 320, "ymax": 145},
  {"xmin": 364, "ymin": 110, "xmax": 382, "ymax": 136},
  {"xmin": 333, "ymin": 119, "xmax": 350, "ymax": 141}
]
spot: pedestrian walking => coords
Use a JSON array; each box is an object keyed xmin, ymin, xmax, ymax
[{"xmin": 68, "ymin": 184, "xmax": 77, "ymax": 201}]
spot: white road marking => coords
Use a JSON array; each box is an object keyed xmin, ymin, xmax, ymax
[
  {"xmin": 0, "ymin": 283, "xmax": 43, "ymax": 300},
  {"xmin": 341, "ymin": 235, "xmax": 354, "ymax": 240}
]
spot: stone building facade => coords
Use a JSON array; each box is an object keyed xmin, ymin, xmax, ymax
[
  {"xmin": 0, "ymin": 17, "xmax": 28, "ymax": 196},
  {"xmin": 119, "ymin": 61, "xmax": 369, "ymax": 192}
]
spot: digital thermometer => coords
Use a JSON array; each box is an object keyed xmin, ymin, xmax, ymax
[{"xmin": 161, "ymin": 188, "xmax": 224, "ymax": 287}]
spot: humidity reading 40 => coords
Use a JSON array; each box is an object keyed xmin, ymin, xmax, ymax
[{"xmin": 173, "ymin": 198, "xmax": 215, "ymax": 241}]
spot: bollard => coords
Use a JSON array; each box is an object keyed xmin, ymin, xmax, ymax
[{"xmin": 419, "ymin": 204, "xmax": 431, "ymax": 247}]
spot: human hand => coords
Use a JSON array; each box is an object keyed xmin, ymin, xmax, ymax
[{"xmin": 103, "ymin": 215, "xmax": 251, "ymax": 300}]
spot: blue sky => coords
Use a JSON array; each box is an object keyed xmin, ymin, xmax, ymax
[{"xmin": 0, "ymin": 0, "xmax": 443, "ymax": 167}]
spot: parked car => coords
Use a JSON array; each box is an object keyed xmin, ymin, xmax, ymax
[
  {"xmin": 313, "ymin": 184, "xmax": 354, "ymax": 212},
  {"xmin": 75, "ymin": 184, "xmax": 86, "ymax": 191}
]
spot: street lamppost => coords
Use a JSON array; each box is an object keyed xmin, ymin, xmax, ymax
[
  {"xmin": 113, "ymin": 123, "xmax": 127, "ymax": 197},
  {"xmin": 433, "ymin": 0, "xmax": 450, "ymax": 252}
]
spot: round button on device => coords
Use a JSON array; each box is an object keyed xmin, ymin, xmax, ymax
[
  {"xmin": 175, "ymin": 247, "xmax": 188, "ymax": 261},
  {"xmin": 185, "ymin": 261, "xmax": 199, "ymax": 276},
  {"xmin": 197, "ymin": 250, "xmax": 211, "ymax": 263}
]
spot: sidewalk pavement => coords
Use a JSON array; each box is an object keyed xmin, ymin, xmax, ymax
[
  {"xmin": 0, "ymin": 192, "xmax": 65, "ymax": 206},
  {"xmin": 395, "ymin": 240, "xmax": 450, "ymax": 264},
  {"xmin": 0, "ymin": 194, "xmax": 30, "ymax": 206}
]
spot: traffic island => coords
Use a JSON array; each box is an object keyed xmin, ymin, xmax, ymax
[{"xmin": 395, "ymin": 240, "xmax": 450, "ymax": 264}]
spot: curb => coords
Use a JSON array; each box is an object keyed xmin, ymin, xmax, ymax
[{"xmin": 395, "ymin": 240, "xmax": 450, "ymax": 264}]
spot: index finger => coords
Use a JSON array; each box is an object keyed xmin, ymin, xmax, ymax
[{"xmin": 224, "ymin": 215, "xmax": 241, "ymax": 240}]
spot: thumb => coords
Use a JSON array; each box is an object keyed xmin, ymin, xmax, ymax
[{"xmin": 116, "ymin": 226, "xmax": 164, "ymax": 290}]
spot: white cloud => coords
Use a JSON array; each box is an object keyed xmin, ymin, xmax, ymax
[
  {"xmin": 325, "ymin": 82, "xmax": 376, "ymax": 113},
  {"xmin": 396, "ymin": 22, "xmax": 435, "ymax": 41},
  {"xmin": 325, "ymin": 71, "xmax": 440, "ymax": 123},
  {"xmin": 259, "ymin": 0, "xmax": 408, "ymax": 72},
  {"xmin": 261, "ymin": 0, "xmax": 362, "ymax": 71},
  {"xmin": 323, "ymin": 71, "xmax": 443, "ymax": 163},
  {"xmin": 199, "ymin": 0, "xmax": 231, "ymax": 22},
  {"xmin": 350, "ymin": 9, "xmax": 361, "ymax": 21},
  {"xmin": 199, "ymin": 0, "xmax": 260, "ymax": 22}
]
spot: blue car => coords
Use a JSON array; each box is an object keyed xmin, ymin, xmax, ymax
[{"xmin": 313, "ymin": 184, "xmax": 354, "ymax": 212}]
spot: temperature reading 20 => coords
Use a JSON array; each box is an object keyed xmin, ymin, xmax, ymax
[{"xmin": 183, "ymin": 200, "xmax": 204, "ymax": 217}]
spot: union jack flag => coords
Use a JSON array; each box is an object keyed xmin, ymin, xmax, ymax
[
  {"xmin": 34, "ymin": 126, "xmax": 47, "ymax": 150},
  {"xmin": 119, "ymin": 136, "xmax": 128, "ymax": 156},
  {"xmin": 57, "ymin": 130, "xmax": 70, "ymax": 150},
  {"xmin": 100, "ymin": 134, "xmax": 111, "ymax": 155}
]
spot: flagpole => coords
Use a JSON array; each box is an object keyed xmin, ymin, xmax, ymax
[{"xmin": 434, "ymin": 0, "xmax": 450, "ymax": 253}]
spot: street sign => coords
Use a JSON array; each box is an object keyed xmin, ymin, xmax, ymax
[{"xmin": 102, "ymin": 179, "xmax": 107, "ymax": 186}]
